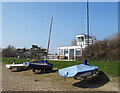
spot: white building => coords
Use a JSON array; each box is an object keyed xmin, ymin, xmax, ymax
[
  {"xmin": 58, "ymin": 34, "xmax": 96, "ymax": 60},
  {"xmin": 47, "ymin": 54, "xmax": 58, "ymax": 60}
]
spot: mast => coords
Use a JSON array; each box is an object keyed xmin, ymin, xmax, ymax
[
  {"xmin": 87, "ymin": 0, "xmax": 90, "ymax": 60},
  {"xmin": 46, "ymin": 17, "xmax": 53, "ymax": 60},
  {"xmin": 80, "ymin": 21, "xmax": 83, "ymax": 34}
]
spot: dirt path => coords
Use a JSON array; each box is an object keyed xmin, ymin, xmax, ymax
[{"xmin": 2, "ymin": 63, "xmax": 118, "ymax": 91}]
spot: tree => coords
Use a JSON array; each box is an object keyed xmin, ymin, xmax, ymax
[
  {"xmin": 30, "ymin": 45, "xmax": 46, "ymax": 59},
  {"xmin": 82, "ymin": 32, "xmax": 119, "ymax": 61},
  {"xmin": 2, "ymin": 44, "xmax": 47, "ymax": 59},
  {"xmin": 2, "ymin": 45, "xmax": 17, "ymax": 57}
]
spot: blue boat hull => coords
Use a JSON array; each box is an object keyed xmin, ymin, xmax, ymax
[{"xmin": 23, "ymin": 60, "xmax": 54, "ymax": 71}]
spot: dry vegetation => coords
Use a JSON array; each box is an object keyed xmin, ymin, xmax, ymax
[{"xmin": 82, "ymin": 32, "xmax": 119, "ymax": 61}]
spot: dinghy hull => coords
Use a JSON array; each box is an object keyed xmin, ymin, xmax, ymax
[
  {"xmin": 23, "ymin": 60, "xmax": 54, "ymax": 71},
  {"xmin": 6, "ymin": 63, "xmax": 24, "ymax": 69}
]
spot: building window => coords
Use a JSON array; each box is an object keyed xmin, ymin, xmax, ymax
[
  {"xmin": 76, "ymin": 48, "xmax": 81, "ymax": 55},
  {"xmin": 64, "ymin": 49, "xmax": 68, "ymax": 55},
  {"xmin": 77, "ymin": 37, "xmax": 84, "ymax": 42},
  {"xmin": 86, "ymin": 40, "xmax": 88, "ymax": 43},
  {"xmin": 59, "ymin": 49, "xmax": 63, "ymax": 55},
  {"xmin": 70, "ymin": 49, "xmax": 74, "ymax": 57}
]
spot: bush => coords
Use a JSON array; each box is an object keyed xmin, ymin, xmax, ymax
[{"xmin": 82, "ymin": 32, "xmax": 119, "ymax": 61}]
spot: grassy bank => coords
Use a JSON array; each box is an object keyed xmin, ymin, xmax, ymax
[
  {"xmin": 49, "ymin": 60, "xmax": 119, "ymax": 77},
  {"xmin": 2, "ymin": 57, "xmax": 119, "ymax": 77}
]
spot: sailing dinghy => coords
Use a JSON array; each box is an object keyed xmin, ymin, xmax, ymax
[
  {"xmin": 6, "ymin": 63, "xmax": 24, "ymax": 69},
  {"xmin": 59, "ymin": 60, "xmax": 98, "ymax": 78},
  {"xmin": 23, "ymin": 60, "xmax": 54, "ymax": 72},
  {"xmin": 23, "ymin": 17, "xmax": 54, "ymax": 72},
  {"xmin": 6, "ymin": 62, "xmax": 29, "ymax": 71},
  {"xmin": 59, "ymin": 1, "xmax": 98, "ymax": 79}
]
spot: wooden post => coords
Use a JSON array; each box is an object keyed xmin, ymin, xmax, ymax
[{"xmin": 46, "ymin": 17, "xmax": 53, "ymax": 60}]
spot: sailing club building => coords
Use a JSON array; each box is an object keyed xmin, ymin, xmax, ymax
[{"xmin": 57, "ymin": 34, "xmax": 96, "ymax": 60}]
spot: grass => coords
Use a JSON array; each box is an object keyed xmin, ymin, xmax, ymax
[
  {"xmin": 48, "ymin": 60, "xmax": 83, "ymax": 69},
  {"xmin": 49, "ymin": 60, "xmax": 119, "ymax": 77},
  {"xmin": 1, "ymin": 57, "xmax": 119, "ymax": 77},
  {"xmin": 2, "ymin": 57, "xmax": 31, "ymax": 64}
]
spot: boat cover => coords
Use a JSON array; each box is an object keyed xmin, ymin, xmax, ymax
[
  {"xmin": 59, "ymin": 64, "xmax": 98, "ymax": 77},
  {"xmin": 23, "ymin": 60, "xmax": 54, "ymax": 67}
]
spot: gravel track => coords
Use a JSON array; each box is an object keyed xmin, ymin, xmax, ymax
[{"xmin": 2, "ymin": 63, "xmax": 118, "ymax": 91}]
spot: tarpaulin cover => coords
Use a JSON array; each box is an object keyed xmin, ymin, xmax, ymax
[{"xmin": 59, "ymin": 64, "xmax": 98, "ymax": 77}]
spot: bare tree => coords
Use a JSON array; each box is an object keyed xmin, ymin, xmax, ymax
[{"xmin": 82, "ymin": 32, "xmax": 119, "ymax": 61}]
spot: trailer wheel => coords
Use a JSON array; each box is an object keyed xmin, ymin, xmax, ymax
[
  {"xmin": 41, "ymin": 70, "xmax": 43, "ymax": 73},
  {"xmin": 74, "ymin": 76, "xmax": 77, "ymax": 80},
  {"xmin": 32, "ymin": 69, "xmax": 35, "ymax": 72},
  {"xmin": 16, "ymin": 68, "xmax": 19, "ymax": 71}
]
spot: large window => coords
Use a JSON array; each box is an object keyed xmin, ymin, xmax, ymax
[
  {"xmin": 64, "ymin": 49, "xmax": 68, "ymax": 55},
  {"xmin": 77, "ymin": 37, "xmax": 84, "ymax": 42},
  {"xmin": 59, "ymin": 49, "xmax": 63, "ymax": 55},
  {"xmin": 76, "ymin": 48, "xmax": 81, "ymax": 55}
]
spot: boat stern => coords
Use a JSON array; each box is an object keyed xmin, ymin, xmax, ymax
[
  {"xmin": 23, "ymin": 62, "xmax": 29, "ymax": 67},
  {"xmin": 59, "ymin": 65, "xmax": 78, "ymax": 77}
]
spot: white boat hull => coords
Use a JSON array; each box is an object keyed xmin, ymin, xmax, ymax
[{"xmin": 6, "ymin": 63, "xmax": 24, "ymax": 69}]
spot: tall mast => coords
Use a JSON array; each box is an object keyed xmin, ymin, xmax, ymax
[
  {"xmin": 87, "ymin": 0, "xmax": 89, "ymax": 60},
  {"xmin": 80, "ymin": 21, "xmax": 83, "ymax": 34},
  {"xmin": 46, "ymin": 17, "xmax": 53, "ymax": 60}
]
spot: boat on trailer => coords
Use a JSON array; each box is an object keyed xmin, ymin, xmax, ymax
[
  {"xmin": 59, "ymin": 60, "xmax": 98, "ymax": 79},
  {"xmin": 59, "ymin": 1, "xmax": 98, "ymax": 80},
  {"xmin": 23, "ymin": 60, "xmax": 54, "ymax": 72},
  {"xmin": 6, "ymin": 63, "xmax": 28, "ymax": 71},
  {"xmin": 23, "ymin": 17, "xmax": 54, "ymax": 72},
  {"xmin": 6, "ymin": 17, "xmax": 54, "ymax": 72}
]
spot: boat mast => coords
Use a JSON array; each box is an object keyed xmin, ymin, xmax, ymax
[
  {"xmin": 46, "ymin": 17, "xmax": 53, "ymax": 60},
  {"xmin": 87, "ymin": 0, "xmax": 90, "ymax": 60},
  {"xmin": 80, "ymin": 21, "xmax": 83, "ymax": 34}
]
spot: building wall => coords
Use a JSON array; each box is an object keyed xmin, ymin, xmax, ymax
[
  {"xmin": 47, "ymin": 55, "xmax": 58, "ymax": 60},
  {"xmin": 58, "ymin": 46, "xmax": 83, "ymax": 59},
  {"xmin": 58, "ymin": 34, "xmax": 96, "ymax": 60}
]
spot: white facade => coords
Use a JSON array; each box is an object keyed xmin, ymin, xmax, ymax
[
  {"xmin": 47, "ymin": 55, "xmax": 58, "ymax": 60},
  {"xmin": 58, "ymin": 34, "xmax": 96, "ymax": 60}
]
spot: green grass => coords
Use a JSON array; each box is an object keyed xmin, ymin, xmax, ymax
[
  {"xmin": 48, "ymin": 60, "xmax": 83, "ymax": 69},
  {"xmin": 49, "ymin": 60, "xmax": 119, "ymax": 77},
  {"xmin": 2, "ymin": 57, "xmax": 31, "ymax": 64},
  {"xmin": 1, "ymin": 57, "xmax": 119, "ymax": 77}
]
